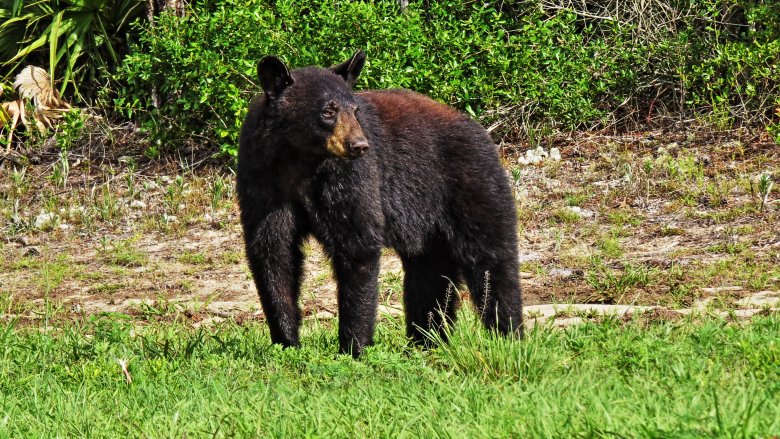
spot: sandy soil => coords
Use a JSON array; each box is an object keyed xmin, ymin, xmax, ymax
[{"xmin": 2, "ymin": 130, "xmax": 778, "ymax": 325}]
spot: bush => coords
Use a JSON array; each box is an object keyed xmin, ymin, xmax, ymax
[
  {"xmin": 112, "ymin": 0, "xmax": 780, "ymax": 157},
  {"xmin": 0, "ymin": 0, "xmax": 146, "ymax": 98}
]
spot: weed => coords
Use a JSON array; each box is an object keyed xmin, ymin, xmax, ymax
[
  {"xmin": 100, "ymin": 239, "xmax": 147, "ymax": 267},
  {"xmin": 608, "ymin": 210, "xmax": 643, "ymax": 227},
  {"xmin": 757, "ymin": 173, "xmax": 773, "ymax": 211},
  {"xmin": 660, "ymin": 224, "xmax": 686, "ymax": 236},
  {"xmin": 552, "ymin": 207, "xmax": 581, "ymax": 224},
  {"xmin": 138, "ymin": 297, "xmax": 180, "ymax": 319},
  {"xmin": 707, "ymin": 241, "xmax": 750, "ymax": 255},
  {"xmin": 93, "ymin": 183, "xmax": 120, "ymax": 223},
  {"xmin": 587, "ymin": 262, "xmax": 654, "ymax": 301},
  {"xmin": 379, "ymin": 270, "xmax": 404, "ymax": 303},
  {"xmin": 218, "ymin": 251, "xmax": 242, "ymax": 266},
  {"xmin": 596, "ymin": 234, "xmax": 623, "ymax": 259},
  {"xmin": 89, "ymin": 283, "xmax": 125, "ymax": 294},
  {"xmin": 50, "ymin": 149, "xmax": 70, "ymax": 189},
  {"xmin": 209, "ymin": 174, "xmax": 232, "ymax": 212},
  {"xmin": 177, "ymin": 251, "xmax": 209, "ymax": 265},
  {"xmin": 564, "ymin": 192, "xmax": 588, "ymax": 207},
  {"xmin": 122, "ymin": 158, "xmax": 138, "ymax": 199},
  {"xmin": 509, "ymin": 167, "xmax": 522, "ymax": 187}
]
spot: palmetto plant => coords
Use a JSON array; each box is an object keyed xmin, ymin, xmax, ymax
[{"xmin": 0, "ymin": 0, "xmax": 146, "ymax": 97}]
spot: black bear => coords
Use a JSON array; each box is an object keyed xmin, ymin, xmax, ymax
[{"xmin": 237, "ymin": 50, "xmax": 522, "ymax": 357}]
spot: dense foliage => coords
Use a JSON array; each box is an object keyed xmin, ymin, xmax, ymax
[{"xmin": 3, "ymin": 0, "xmax": 779, "ymax": 155}]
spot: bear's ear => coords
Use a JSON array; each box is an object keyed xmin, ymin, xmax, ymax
[
  {"xmin": 330, "ymin": 50, "xmax": 366, "ymax": 88},
  {"xmin": 257, "ymin": 56, "xmax": 294, "ymax": 100}
]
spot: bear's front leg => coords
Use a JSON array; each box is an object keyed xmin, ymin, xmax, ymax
[
  {"xmin": 332, "ymin": 251, "xmax": 381, "ymax": 357},
  {"xmin": 243, "ymin": 207, "xmax": 305, "ymax": 348}
]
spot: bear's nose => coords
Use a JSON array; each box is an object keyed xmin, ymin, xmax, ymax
[{"xmin": 347, "ymin": 138, "xmax": 369, "ymax": 157}]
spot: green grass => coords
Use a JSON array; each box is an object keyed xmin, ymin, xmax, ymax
[
  {"xmin": 552, "ymin": 207, "xmax": 582, "ymax": 224},
  {"xmin": 1, "ymin": 312, "xmax": 779, "ymax": 437},
  {"xmin": 177, "ymin": 251, "xmax": 210, "ymax": 265},
  {"xmin": 100, "ymin": 239, "xmax": 148, "ymax": 268},
  {"xmin": 596, "ymin": 234, "xmax": 624, "ymax": 259}
]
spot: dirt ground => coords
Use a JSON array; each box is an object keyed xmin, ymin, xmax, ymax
[{"xmin": 1, "ymin": 130, "xmax": 779, "ymax": 325}]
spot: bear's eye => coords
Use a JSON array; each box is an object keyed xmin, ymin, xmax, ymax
[{"xmin": 322, "ymin": 108, "xmax": 336, "ymax": 118}]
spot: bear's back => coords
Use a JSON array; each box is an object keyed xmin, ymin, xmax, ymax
[{"xmin": 353, "ymin": 89, "xmax": 509, "ymax": 255}]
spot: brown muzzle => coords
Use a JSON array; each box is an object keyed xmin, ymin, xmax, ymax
[{"xmin": 326, "ymin": 112, "xmax": 369, "ymax": 159}]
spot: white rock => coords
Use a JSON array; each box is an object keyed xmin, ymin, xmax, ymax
[
  {"xmin": 377, "ymin": 304, "xmax": 403, "ymax": 317},
  {"xmin": 549, "ymin": 148, "xmax": 561, "ymax": 161},
  {"xmin": 549, "ymin": 268, "xmax": 574, "ymax": 278},
  {"xmin": 34, "ymin": 211, "xmax": 55, "ymax": 228},
  {"xmin": 130, "ymin": 200, "xmax": 146, "ymax": 209},
  {"xmin": 533, "ymin": 146, "xmax": 548, "ymax": 158},
  {"xmin": 314, "ymin": 311, "xmax": 335, "ymax": 319},
  {"xmin": 735, "ymin": 291, "xmax": 780, "ymax": 307},
  {"xmin": 566, "ymin": 206, "xmax": 595, "ymax": 218}
]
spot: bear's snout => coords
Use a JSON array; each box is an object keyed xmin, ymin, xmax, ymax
[
  {"xmin": 346, "ymin": 137, "xmax": 369, "ymax": 158},
  {"xmin": 326, "ymin": 112, "xmax": 369, "ymax": 159}
]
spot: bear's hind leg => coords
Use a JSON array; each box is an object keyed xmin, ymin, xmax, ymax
[
  {"xmin": 463, "ymin": 258, "xmax": 524, "ymax": 338},
  {"xmin": 401, "ymin": 246, "xmax": 460, "ymax": 346}
]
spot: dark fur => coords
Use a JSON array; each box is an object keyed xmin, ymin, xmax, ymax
[{"xmin": 238, "ymin": 51, "xmax": 523, "ymax": 357}]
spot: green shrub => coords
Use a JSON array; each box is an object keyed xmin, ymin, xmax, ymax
[{"xmin": 111, "ymin": 0, "xmax": 780, "ymax": 157}]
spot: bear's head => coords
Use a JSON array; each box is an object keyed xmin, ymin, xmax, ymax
[{"xmin": 257, "ymin": 51, "xmax": 370, "ymax": 160}]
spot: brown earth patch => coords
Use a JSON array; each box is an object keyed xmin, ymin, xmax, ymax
[{"xmin": 1, "ymin": 130, "xmax": 778, "ymax": 324}]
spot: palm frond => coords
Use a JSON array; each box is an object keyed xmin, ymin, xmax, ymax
[{"xmin": 0, "ymin": 0, "xmax": 147, "ymax": 96}]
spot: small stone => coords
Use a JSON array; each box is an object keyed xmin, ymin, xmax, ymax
[
  {"xmin": 14, "ymin": 236, "xmax": 30, "ymax": 247},
  {"xmin": 518, "ymin": 251, "xmax": 543, "ymax": 263},
  {"xmin": 549, "ymin": 148, "xmax": 561, "ymax": 161},
  {"xmin": 735, "ymin": 291, "xmax": 780, "ymax": 308},
  {"xmin": 721, "ymin": 140, "xmax": 743, "ymax": 150},
  {"xmin": 549, "ymin": 268, "xmax": 575, "ymax": 278},
  {"xmin": 34, "ymin": 211, "xmax": 55, "ymax": 229},
  {"xmin": 314, "ymin": 310, "xmax": 335, "ymax": 319},
  {"xmin": 533, "ymin": 146, "xmax": 548, "ymax": 158},
  {"xmin": 193, "ymin": 316, "xmax": 225, "ymax": 328},
  {"xmin": 377, "ymin": 305, "xmax": 403, "ymax": 317},
  {"xmin": 130, "ymin": 200, "xmax": 146, "ymax": 209},
  {"xmin": 566, "ymin": 206, "xmax": 594, "ymax": 218}
]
